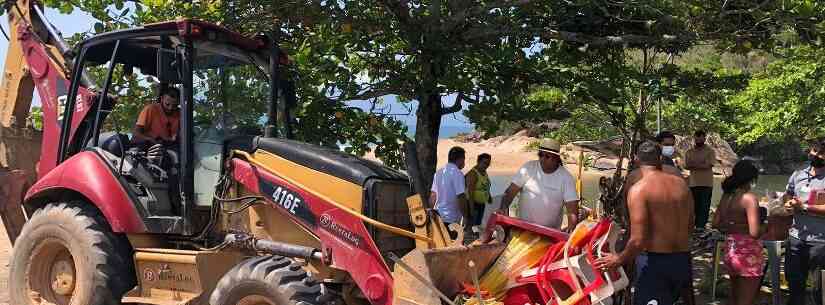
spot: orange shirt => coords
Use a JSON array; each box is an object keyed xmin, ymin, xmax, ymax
[{"xmin": 136, "ymin": 103, "xmax": 179, "ymax": 141}]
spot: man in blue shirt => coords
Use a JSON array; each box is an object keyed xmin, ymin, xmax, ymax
[{"xmin": 784, "ymin": 141, "xmax": 825, "ymax": 305}]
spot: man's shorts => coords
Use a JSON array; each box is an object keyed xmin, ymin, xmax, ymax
[{"xmin": 634, "ymin": 251, "xmax": 691, "ymax": 305}]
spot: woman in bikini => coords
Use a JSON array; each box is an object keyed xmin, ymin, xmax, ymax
[{"xmin": 712, "ymin": 160, "xmax": 766, "ymax": 305}]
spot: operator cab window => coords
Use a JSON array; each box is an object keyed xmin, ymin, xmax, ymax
[
  {"xmin": 72, "ymin": 35, "xmax": 186, "ymax": 217},
  {"xmin": 189, "ymin": 41, "xmax": 271, "ymax": 207}
]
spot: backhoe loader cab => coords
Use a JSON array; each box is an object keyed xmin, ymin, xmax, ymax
[{"xmin": 53, "ymin": 20, "xmax": 289, "ymax": 235}]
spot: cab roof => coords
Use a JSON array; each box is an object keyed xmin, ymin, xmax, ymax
[{"xmin": 77, "ymin": 19, "xmax": 272, "ymax": 78}]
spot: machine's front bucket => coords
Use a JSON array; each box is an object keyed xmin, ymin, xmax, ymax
[
  {"xmin": 0, "ymin": 169, "xmax": 29, "ymax": 245},
  {"xmin": 0, "ymin": 125, "xmax": 41, "ymax": 245},
  {"xmin": 392, "ymin": 242, "xmax": 506, "ymax": 305}
]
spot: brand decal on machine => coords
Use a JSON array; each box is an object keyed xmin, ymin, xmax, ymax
[
  {"xmin": 143, "ymin": 268, "xmax": 155, "ymax": 282},
  {"xmin": 319, "ymin": 213, "xmax": 362, "ymax": 247},
  {"xmin": 258, "ymin": 176, "xmax": 316, "ymax": 226},
  {"xmin": 143, "ymin": 264, "xmax": 194, "ymax": 283}
]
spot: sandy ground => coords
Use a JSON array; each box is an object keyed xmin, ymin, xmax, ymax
[
  {"xmin": 365, "ymin": 134, "xmax": 542, "ymax": 175},
  {"xmin": 434, "ymin": 137, "xmax": 539, "ymax": 175}
]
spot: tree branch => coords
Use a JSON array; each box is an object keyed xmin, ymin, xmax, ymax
[
  {"xmin": 329, "ymin": 88, "xmax": 396, "ymax": 103},
  {"xmin": 541, "ymin": 30, "xmax": 688, "ymax": 47},
  {"xmin": 379, "ymin": 0, "xmax": 413, "ymax": 28},
  {"xmin": 442, "ymin": 0, "xmax": 534, "ymax": 33},
  {"xmin": 720, "ymin": 0, "xmax": 772, "ymax": 17},
  {"xmin": 462, "ymin": 26, "xmax": 693, "ymax": 47},
  {"xmin": 441, "ymin": 92, "xmax": 464, "ymax": 115}
]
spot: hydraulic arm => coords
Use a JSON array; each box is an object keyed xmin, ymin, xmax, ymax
[{"xmin": 0, "ymin": 0, "xmax": 93, "ymax": 244}]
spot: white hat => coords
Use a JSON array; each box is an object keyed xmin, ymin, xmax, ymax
[{"xmin": 538, "ymin": 138, "xmax": 561, "ymax": 155}]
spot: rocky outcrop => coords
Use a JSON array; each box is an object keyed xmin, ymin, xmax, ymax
[
  {"xmin": 737, "ymin": 138, "xmax": 807, "ymax": 175},
  {"xmin": 453, "ymin": 131, "xmax": 483, "ymax": 143},
  {"xmin": 560, "ymin": 133, "xmax": 738, "ymax": 174},
  {"xmin": 560, "ymin": 137, "xmax": 628, "ymax": 171},
  {"xmin": 455, "ymin": 129, "xmax": 740, "ymax": 174}
]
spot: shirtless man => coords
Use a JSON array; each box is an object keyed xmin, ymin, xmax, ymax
[{"xmin": 595, "ymin": 141, "xmax": 694, "ymax": 305}]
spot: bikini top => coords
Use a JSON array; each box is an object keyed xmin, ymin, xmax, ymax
[{"xmin": 717, "ymin": 189, "xmax": 751, "ymax": 235}]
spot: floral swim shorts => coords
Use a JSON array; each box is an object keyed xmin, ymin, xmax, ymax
[{"xmin": 723, "ymin": 233, "xmax": 765, "ymax": 277}]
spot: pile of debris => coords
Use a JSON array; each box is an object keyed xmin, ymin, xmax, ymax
[{"xmin": 454, "ymin": 216, "xmax": 628, "ymax": 305}]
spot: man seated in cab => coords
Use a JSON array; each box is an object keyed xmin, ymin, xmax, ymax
[{"xmin": 133, "ymin": 86, "xmax": 181, "ymax": 146}]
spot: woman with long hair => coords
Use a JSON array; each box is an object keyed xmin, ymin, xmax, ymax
[{"xmin": 712, "ymin": 160, "xmax": 765, "ymax": 305}]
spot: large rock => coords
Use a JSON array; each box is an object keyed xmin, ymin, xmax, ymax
[
  {"xmin": 674, "ymin": 133, "xmax": 737, "ymax": 175},
  {"xmin": 561, "ymin": 137, "xmax": 628, "ymax": 170},
  {"xmin": 560, "ymin": 133, "xmax": 737, "ymax": 174},
  {"xmin": 738, "ymin": 138, "xmax": 807, "ymax": 175}
]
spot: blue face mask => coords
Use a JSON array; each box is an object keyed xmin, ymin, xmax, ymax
[{"xmin": 661, "ymin": 146, "xmax": 675, "ymax": 157}]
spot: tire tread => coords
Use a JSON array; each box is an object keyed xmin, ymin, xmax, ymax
[
  {"xmin": 10, "ymin": 202, "xmax": 135, "ymax": 305},
  {"xmin": 210, "ymin": 255, "xmax": 329, "ymax": 305}
]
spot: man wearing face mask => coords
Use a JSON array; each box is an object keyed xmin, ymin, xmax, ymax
[
  {"xmin": 783, "ymin": 141, "xmax": 825, "ymax": 305},
  {"xmin": 685, "ymin": 130, "xmax": 716, "ymax": 234},
  {"xmin": 656, "ymin": 131, "xmax": 679, "ymax": 167}
]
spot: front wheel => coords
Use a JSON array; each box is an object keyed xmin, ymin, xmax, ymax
[
  {"xmin": 210, "ymin": 256, "xmax": 329, "ymax": 305},
  {"xmin": 9, "ymin": 202, "xmax": 135, "ymax": 305}
]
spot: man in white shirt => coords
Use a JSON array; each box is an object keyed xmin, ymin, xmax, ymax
[
  {"xmin": 500, "ymin": 139, "xmax": 580, "ymax": 230},
  {"xmin": 430, "ymin": 147, "xmax": 468, "ymax": 236}
]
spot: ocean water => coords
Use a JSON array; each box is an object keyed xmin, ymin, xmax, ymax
[{"xmin": 404, "ymin": 125, "xmax": 475, "ymax": 139}]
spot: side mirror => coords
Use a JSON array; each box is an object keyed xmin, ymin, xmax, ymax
[{"xmin": 156, "ymin": 48, "xmax": 180, "ymax": 84}]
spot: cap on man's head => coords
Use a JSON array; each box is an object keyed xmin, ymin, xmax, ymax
[
  {"xmin": 538, "ymin": 138, "xmax": 561, "ymax": 155},
  {"xmin": 637, "ymin": 140, "xmax": 662, "ymax": 165}
]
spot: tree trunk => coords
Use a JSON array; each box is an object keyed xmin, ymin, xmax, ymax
[{"xmin": 413, "ymin": 92, "xmax": 443, "ymax": 202}]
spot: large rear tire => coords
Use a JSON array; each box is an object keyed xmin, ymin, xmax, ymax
[
  {"xmin": 9, "ymin": 202, "xmax": 136, "ymax": 305},
  {"xmin": 210, "ymin": 256, "xmax": 329, "ymax": 305}
]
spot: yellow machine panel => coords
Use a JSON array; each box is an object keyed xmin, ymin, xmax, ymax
[
  {"xmin": 251, "ymin": 150, "xmax": 364, "ymax": 211},
  {"xmin": 122, "ymin": 248, "xmax": 244, "ymax": 305}
]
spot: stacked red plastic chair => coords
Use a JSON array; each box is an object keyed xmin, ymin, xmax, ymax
[{"xmin": 516, "ymin": 218, "xmax": 629, "ymax": 305}]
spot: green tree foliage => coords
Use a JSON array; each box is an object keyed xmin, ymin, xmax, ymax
[
  {"xmin": 466, "ymin": 86, "xmax": 570, "ymax": 137},
  {"xmin": 27, "ymin": 106, "xmax": 42, "ymax": 130},
  {"xmin": 657, "ymin": 66, "xmax": 750, "ymax": 137},
  {"xmin": 468, "ymin": 0, "xmax": 822, "ymax": 157},
  {"xmin": 731, "ymin": 46, "xmax": 825, "ymax": 144}
]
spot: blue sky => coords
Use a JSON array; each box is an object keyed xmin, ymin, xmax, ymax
[{"xmin": 0, "ymin": 7, "xmax": 474, "ymax": 136}]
